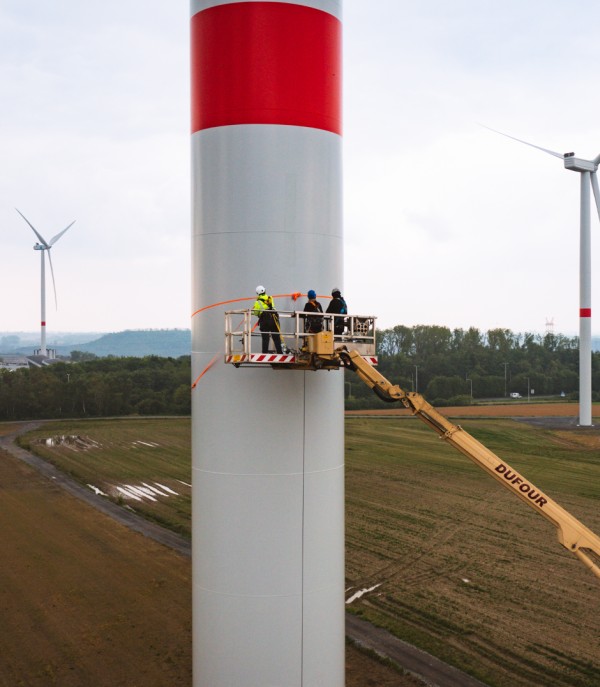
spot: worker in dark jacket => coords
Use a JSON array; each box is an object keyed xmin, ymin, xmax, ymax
[
  {"xmin": 252, "ymin": 285, "xmax": 283, "ymax": 353},
  {"xmin": 303, "ymin": 290, "xmax": 323, "ymax": 333},
  {"xmin": 326, "ymin": 287, "xmax": 348, "ymax": 334}
]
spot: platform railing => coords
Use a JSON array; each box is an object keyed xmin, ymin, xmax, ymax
[{"xmin": 224, "ymin": 310, "xmax": 376, "ymax": 359}]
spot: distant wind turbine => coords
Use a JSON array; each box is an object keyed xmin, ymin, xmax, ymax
[
  {"xmin": 484, "ymin": 126, "xmax": 600, "ymax": 426},
  {"xmin": 16, "ymin": 209, "xmax": 75, "ymax": 358}
]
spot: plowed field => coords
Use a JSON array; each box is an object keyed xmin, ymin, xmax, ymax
[
  {"xmin": 345, "ymin": 412, "xmax": 600, "ymax": 687},
  {"xmin": 0, "ymin": 444, "xmax": 192, "ymax": 686}
]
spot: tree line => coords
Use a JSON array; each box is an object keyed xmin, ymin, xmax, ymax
[
  {"xmin": 346, "ymin": 325, "xmax": 600, "ymax": 409},
  {"xmin": 0, "ymin": 355, "xmax": 191, "ymax": 421},
  {"xmin": 0, "ymin": 325, "xmax": 598, "ymax": 420}
]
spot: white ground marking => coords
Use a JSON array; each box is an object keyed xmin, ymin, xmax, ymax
[
  {"xmin": 154, "ymin": 482, "xmax": 179, "ymax": 495},
  {"xmin": 87, "ymin": 484, "xmax": 107, "ymax": 497},
  {"xmin": 125, "ymin": 485, "xmax": 157, "ymax": 502},
  {"xmin": 345, "ymin": 583, "xmax": 382, "ymax": 605},
  {"xmin": 142, "ymin": 482, "xmax": 170, "ymax": 497},
  {"xmin": 114, "ymin": 480, "xmax": 184, "ymax": 501},
  {"xmin": 116, "ymin": 486, "xmax": 142, "ymax": 501}
]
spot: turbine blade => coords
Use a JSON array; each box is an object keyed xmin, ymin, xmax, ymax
[
  {"xmin": 50, "ymin": 220, "xmax": 75, "ymax": 246},
  {"xmin": 47, "ymin": 249, "xmax": 58, "ymax": 309},
  {"xmin": 15, "ymin": 208, "xmax": 50, "ymax": 247},
  {"xmin": 591, "ymin": 172, "xmax": 600, "ymax": 224},
  {"xmin": 480, "ymin": 125, "xmax": 565, "ymax": 159}
]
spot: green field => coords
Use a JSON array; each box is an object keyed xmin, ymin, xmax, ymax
[
  {"xmin": 18, "ymin": 418, "xmax": 192, "ymax": 537},
  {"xmin": 19, "ymin": 416, "xmax": 600, "ymax": 687}
]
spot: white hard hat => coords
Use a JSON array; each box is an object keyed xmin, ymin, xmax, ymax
[{"xmin": 256, "ymin": 285, "xmax": 266, "ymax": 295}]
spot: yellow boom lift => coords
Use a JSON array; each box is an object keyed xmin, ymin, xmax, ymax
[{"xmin": 225, "ymin": 311, "xmax": 600, "ymax": 579}]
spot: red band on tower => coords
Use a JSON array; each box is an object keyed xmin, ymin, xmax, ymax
[
  {"xmin": 191, "ymin": 2, "xmax": 341, "ymax": 134},
  {"xmin": 580, "ymin": 308, "xmax": 591, "ymax": 318}
]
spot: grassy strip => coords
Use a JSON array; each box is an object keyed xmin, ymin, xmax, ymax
[{"xmin": 18, "ymin": 417, "xmax": 192, "ymax": 537}]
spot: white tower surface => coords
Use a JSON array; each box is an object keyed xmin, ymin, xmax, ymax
[{"xmin": 190, "ymin": 1, "xmax": 344, "ymax": 685}]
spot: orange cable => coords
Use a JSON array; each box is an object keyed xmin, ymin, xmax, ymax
[
  {"xmin": 191, "ymin": 291, "xmax": 317, "ymax": 319},
  {"xmin": 191, "ymin": 353, "xmax": 220, "ymax": 389},
  {"xmin": 192, "ymin": 296, "xmax": 254, "ymax": 318}
]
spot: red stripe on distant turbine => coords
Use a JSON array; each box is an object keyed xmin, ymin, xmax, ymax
[
  {"xmin": 41, "ymin": 321, "xmax": 46, "ymax": 326},
  {"xmin": 580, "ymin": 308, "xmax": 592, "ymax": 318},
  {"xmin": 191, "ymin": 2, "xmax": 341, "ymax": 134}
]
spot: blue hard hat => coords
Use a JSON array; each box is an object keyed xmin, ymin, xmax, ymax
[{"xmin": 307, "ymin": 289, "xmax": 317, "ymax": 299}]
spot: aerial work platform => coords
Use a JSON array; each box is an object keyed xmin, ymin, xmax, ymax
[{"xmin": 224, "ymin": 310, "xmax": 378, "ymax": 370}]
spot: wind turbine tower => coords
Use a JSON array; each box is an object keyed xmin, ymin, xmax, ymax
[
  {"xmin": 16, "ymin": 209, "xmax": 75, "ymax": 357},
  {"xmin": 486, "ymin": 128, "xmax": 600, "ymax": 426},
  {"xmin": 191, "ymin": 1, "xmax": 343, "ymax": 685}
]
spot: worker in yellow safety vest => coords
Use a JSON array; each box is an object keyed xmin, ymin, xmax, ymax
[{"xmin": 253, "ymin": 286, "xmax": 283, "ymax": 354}]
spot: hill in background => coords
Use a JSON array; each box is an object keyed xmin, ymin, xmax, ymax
[
  {"xmin": 4, "ymin": 329, "xmax": 191, "ymax": 358},
  {"xmin": 0, "ymin": 332, "xmax": 102, "ymax": 352},
  {"xmin": 63, "ymin": 329, "xmax": 191, "ymax": 358}
]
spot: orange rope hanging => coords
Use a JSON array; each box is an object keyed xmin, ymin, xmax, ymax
[{"xmin": 191, "ymin": 353, "xmax": 220, "ymax": 389}]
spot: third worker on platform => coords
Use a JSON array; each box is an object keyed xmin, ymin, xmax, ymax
[
  {"xmin": 253, "ymin": 285, "xmax": 283, "ymax": 353},
  {"xmin": 325, "ymin": 287, "xmax": 348, "ymax": 334}
]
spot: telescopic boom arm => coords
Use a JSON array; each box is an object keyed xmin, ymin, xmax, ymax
[{"xmin": 340, "ymin": 348, "xmax": 600, "ymax": 580}]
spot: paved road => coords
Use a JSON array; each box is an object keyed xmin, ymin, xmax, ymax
[
  {"xmin": 1, "ymin": 420, "xmax": 488, "ymax": 687},
  {"xmin": 346, "ymin": 614, "xmax": 488, "ymax": 687}
]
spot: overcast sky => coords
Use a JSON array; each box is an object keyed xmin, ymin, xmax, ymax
[{"xmin": 2, "ymin": 1, "xmax": 600, "ymax": 337}]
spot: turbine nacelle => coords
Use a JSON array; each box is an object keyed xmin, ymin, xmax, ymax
[
  {"xmin": 563, "ymin": 156, "xmax": 598, "ymax": 173},
  {"xmin": 481, "ymin": 126, "xmax": 600, "ymax": 173}
]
